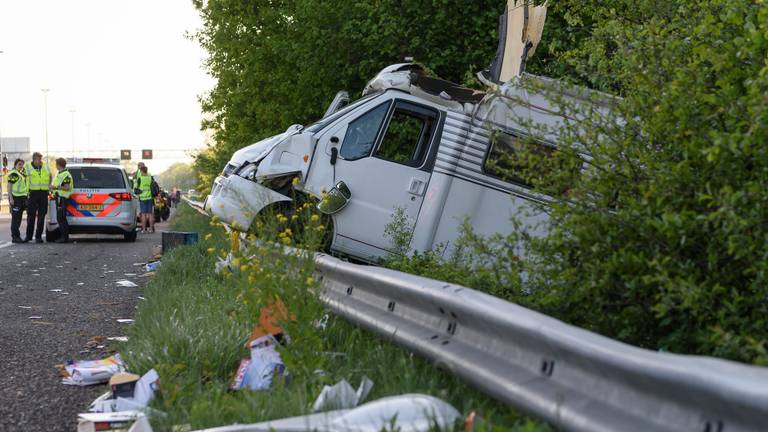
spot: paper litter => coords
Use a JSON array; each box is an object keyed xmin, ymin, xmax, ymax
[
  {"xmin": 116, "ymin": 280, "xmax": 139, "ymax": 288},
  {"xmin": 312, "ymin": 377, "xmax": 373, "ymax": 412},
  {"xmin": 59, "ymin": 353, "xmax": 125, "ymax": 386},
  {"xmin": 231, "ymin": 334, "xmax": 289, "ymax": 391}
]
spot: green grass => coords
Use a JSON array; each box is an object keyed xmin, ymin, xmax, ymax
[{"xmin": 122, "ymin": 205, "xmax": 550, "ymax": 431}]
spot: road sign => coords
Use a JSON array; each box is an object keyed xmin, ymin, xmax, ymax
[
  {"xmin": 142, "ymin": 149, "xmax": 153, "ymax": 160},
  {"xmin": 120, "ymin": 149, "xmax": 131, "ymax": 160}
]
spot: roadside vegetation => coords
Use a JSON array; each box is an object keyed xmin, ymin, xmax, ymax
[
  {"xmin": 191, "ymin": 0, "xmax": 768, "ymax": 365},
  {"xmin": 122, "ymin": 205, "xmax": 549, "ymax": 431}
]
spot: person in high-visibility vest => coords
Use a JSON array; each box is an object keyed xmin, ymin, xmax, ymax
[
  {"xmin": 135, "ymin": 163, "xmax": 155, "ymax": 233},
  {"xmin": 7, "ymin": 158, "xmax": 29, "ymax": 243},
  {"xmin": 51, "ymin": 157, "xmax": 74, "ymax": 243},
  {"xmin": 24, "ymin": 152, "xmax": 52, "ymax": 243}
]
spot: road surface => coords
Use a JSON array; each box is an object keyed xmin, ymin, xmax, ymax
[{"xmin": 0, "ymin": 216, "xmax": 167, "ymax": 431}]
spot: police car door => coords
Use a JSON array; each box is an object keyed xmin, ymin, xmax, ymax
[{"xmin": 330, "ymin": 98, "xmax": 440, "ymax": 260}]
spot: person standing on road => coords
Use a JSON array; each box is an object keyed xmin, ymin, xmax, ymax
[
  {"xmin": 7, "ymin": 159, "xmax": 29, "ymax": 243},
  {"xmin": 135, "ymin": 164, "xmax": 155, "ymax": 233},
  {"xmin": 51, "ymin": 158, "xmax": 74, "ymax": 243},
  {"xmin": 24, "ymin": 152, "xmax": 52, "ymax": 243}
]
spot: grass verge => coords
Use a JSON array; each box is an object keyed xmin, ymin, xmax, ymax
[{"xmin": 122, "ymin": 205, "xmax": 550, "ymax": 431}]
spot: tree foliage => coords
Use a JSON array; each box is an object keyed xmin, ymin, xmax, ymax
[
  {"xmin": 517, "ymin": 0, "xmax": 768, "ymax": 363},
  {"xmin": 191, "ymin": 0, "xmax": 508, "ymax": 191},
  {"xmin": 192, "ymin": 0, "xmax": 768, "ymax": 363}
]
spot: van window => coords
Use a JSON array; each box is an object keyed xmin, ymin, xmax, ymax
[
  {"xmin": 483, "ymin": 132, "xmax": 555, "ymax": 188},
  {"xmin": 374, "ymin": 101, "xmax": 436, "ymax": 167},
  {"xmin": 339, "ymin": 102, "xmax": 390, "ymax": 160},
  {"xmin": 69, "ymin": 167, "xmax": 127, "ymax": 189}
]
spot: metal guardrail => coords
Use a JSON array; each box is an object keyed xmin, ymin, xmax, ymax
[
  {"xmin": 315, "ymin": 253, "xmax": 768, "ymax": 432},
  {"xmin": 184, "ymin": 199, "xmax": 768, "ymax": 431}
]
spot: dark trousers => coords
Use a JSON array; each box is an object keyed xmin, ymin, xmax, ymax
[
  {"xmin": 56, "ymin": 196, "xmax": 71, "ymax": 241},
  {"xmin": 10, "ymin": 196, "xmax": 27, "ymax": 240},
  {"xmin": 26, "ymin": 190, "xmax": 48, "ymax": 240}
]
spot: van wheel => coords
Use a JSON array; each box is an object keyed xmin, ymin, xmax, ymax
[
  {"xmin": 46, "ymin": 229, "xmax": 60, "ymax": 243},
  {"xmin": 124, "ymin": 230, "xmax": 138, "ymax": 242}
]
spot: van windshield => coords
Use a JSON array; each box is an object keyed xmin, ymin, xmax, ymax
[
  {"xmin": 305, "ymin": 92, "xmax": 381, "ymax": 133},
  {"xmin": 69, "ymin": 167, "xmax": 126, "ymax": 189}
]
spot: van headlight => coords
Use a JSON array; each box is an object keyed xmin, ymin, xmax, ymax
[{"xmin": 236, "ymin": 162, "xmax": 259, "ymax": 180}]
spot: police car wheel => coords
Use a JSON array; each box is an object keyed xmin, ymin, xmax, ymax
[{"xmin": 124, "ymin": 230, "xmax": 138, "ymax": 242}]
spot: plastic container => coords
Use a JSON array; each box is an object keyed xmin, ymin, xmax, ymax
[{"xmin": 161, "ymin": 231, "xmax": 199, "ymax": 253}]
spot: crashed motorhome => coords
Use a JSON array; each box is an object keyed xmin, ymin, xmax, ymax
[{"xmin": 204, "ymin": 1, "xmax": 606, "ymax": 261}]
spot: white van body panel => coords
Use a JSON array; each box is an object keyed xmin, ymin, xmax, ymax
[{"xmin": 205, "ymin": 64, "xmax": 610, "ymax": 262}]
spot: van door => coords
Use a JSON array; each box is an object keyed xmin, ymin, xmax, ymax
[{"xmin": 330, "ymin": 99, "xmax": 441, "ymax": 260}]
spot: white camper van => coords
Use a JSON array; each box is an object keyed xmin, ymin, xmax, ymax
[
  {"xmin": 204, "ymin": 1, "xmax": 605, "ymax": 261},
  {"xmin": 204, "ymin": 61, "xmax": 595, "ymax": 261}
]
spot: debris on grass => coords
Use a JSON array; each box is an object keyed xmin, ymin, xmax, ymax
[
  {"xmin": 311, "ymin": 376, "xmax": 374, "ymax": 412},
  {"xmin": 188, "ymin": 394, "xmax": 460, "ymax": 432},
  {"xmin": 231, "ymin": 334, "xmax": 289, "ymax": 391},
  {"xmin": 58, "ymin": 353, "xmax": 125, "ymax": 386}
]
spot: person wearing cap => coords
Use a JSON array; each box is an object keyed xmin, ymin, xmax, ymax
[
  {"xmin": 24, "ymin": 152, "xmax": 52, "ymax": 243},
  {"xmin": 7, "ymin": 159, "xmax": 29, "ymax": 243},
  {"xmin": 51, "ymin": 157, "xmax": 74, "ymax": 243}
]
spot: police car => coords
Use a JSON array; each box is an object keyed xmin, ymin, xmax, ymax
[{"xmin": 46, "ymin": 163, "xmax": 139, "ymax": 242}]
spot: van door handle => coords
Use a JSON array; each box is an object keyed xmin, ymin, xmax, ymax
[{"xmin": 408, "ymin": 178, "xmax": 425, "ymax": 196}]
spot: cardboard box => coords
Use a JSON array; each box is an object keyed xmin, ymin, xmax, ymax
[{"xmin": 109, "ymin": 373, "xmax": 140, "ymax": 399}]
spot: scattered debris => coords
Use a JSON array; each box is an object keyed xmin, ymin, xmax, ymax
[
  {"xmin": 89, "ymin": 369, "xmax": 160, "ymax": 413},
  {"xmin": 28, "ymin": 316, "xmax": 42, "ymax": 319},
  {"xmin": 77, "ymin": 411, "xmax": 147, "ymax": 432},
  {"xmin": 85, "ymin": 336, "xmax": 107, "ymax": 350},
  {"xmin": 116, "ymin": 280, "xmax": 139, "ymax": 288},
  {"xmin": 18, "ymin": 305, "xmax": 32, "ymax": 309},
  {"xmin": 117, "ymin": 319, "xmax": 135, "ymax": 324},
  {"xmin": 231, "ymin": 334, "xmax": 289, "ymax": 391},
  {"xmin": 58, "ymin": 353, "xmax": 125, "ymax": 386},
  {"xmin": 144, "ymin": 261, "xmax": 161, "ymax": 272},
  {"xmin": 50, "ymin": 289, "xmax": 63, "ymax": 293},
  {"xmin": 124, "ymin": 273, "xmax": 137, "ymax": 277},
  {"xmin": 137, "ymin": 296, "xmax": 146, "ymax": 301},
  {"xmin": 77, "ymin": 282, "xmax": 85, "ymax": 286},
  {"xmin": 108, "ymin": 336, "xmax": 129, "ymax": 342},
  {"xmin": 312, "ymin": 377, "xmax": 374, "ymax": 412},
  {"xmin": 189, "ymin": 394, "xmax": 460, "ymax": 432},
  {"xmin": 140, "ymin": 272, "xmax": 155, "ymax": 278}
]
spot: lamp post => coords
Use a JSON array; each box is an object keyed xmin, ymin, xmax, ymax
[
  {"xmin": 69, "ymin": 109, "xmax": 76, "ymax": 159},
  {"xmin": 41, "ymin": 88, "xmax": 50, "ymax": 164}
]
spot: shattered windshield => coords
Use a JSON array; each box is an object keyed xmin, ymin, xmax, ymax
[{"xmin": 305, "ymin": 92, "xmax": 381, "ymax": 133}]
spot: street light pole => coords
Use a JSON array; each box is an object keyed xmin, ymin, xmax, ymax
[
  {"xmin": 69, "ymin": 109, "xmax": 76, "ymax": 159},
  {"xmin": 41, "ymin": 88, "xmax": 50, "ymax": 164}
]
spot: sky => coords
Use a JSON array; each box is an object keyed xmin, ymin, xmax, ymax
[{"xmin": 0, "ymin": 0, "xmax": 215, "ymax": 173}]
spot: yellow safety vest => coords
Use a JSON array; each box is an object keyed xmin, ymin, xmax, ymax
[
  {"xmin": 137, "ymin": 173, "xmax": 153, "ymax": 200},
  {"xmin": 53, "ymin": 169, "xmax": 74, "ymax": 198},
  {"xmin": 8, "ymin": 169, "xmax": 29, "ymax": 197},
  {"xmin": 25, "ymin": 162, "xmax": 50, "ymax": 191}
]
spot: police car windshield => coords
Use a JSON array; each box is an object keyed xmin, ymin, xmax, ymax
[{"xmin": 69, "ymin": 167, "xmax": 126, "ymax": 189}]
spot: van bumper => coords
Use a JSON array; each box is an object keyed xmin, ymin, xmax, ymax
[{"xmin": 204, "ymin": 175, "xmax": 292, "ymax": 231}]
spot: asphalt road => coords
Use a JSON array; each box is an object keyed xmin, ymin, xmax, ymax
[{"xmin": 0, "ymin": 216, "xmax": 167, "ymax": 431}]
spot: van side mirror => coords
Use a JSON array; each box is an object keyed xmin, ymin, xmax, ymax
[
  {"xmin": 317, "ymin": 181, "xmax": 351, "ymax": 215},
  {"xmin": 330, "ymin": 147, "xmax": 338, "ymax": 165}
]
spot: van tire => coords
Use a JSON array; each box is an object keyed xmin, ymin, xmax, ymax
[
  {"xmin": 46, "ymin": 229, "xmax": 60, "ymax": 243},
  {"xmin": 124, "ymin": 230, "xmax": 138, "ymax": 242}
]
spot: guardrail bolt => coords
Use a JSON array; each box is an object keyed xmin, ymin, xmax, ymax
[
  {"xmin": 346, "ymin": 286, "xmax": 354, "ymax": 295},
  {"xmin": 387, "ymin": 301, "xmax": 396, "ymax": 312},
  {"xmin": 447, "ymin": 321, "xmax": 457, "ymax": 335},
  {"xmin": 703, "ymin": 420, "xmax": 723, "ymax": 432},
  {"xmin": 540, "ymin": 359, "xmax": 555, "ymax": 377}
]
